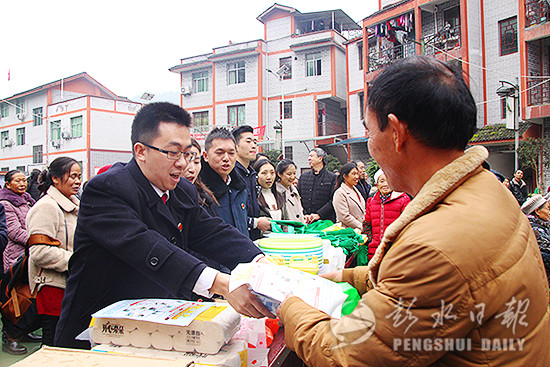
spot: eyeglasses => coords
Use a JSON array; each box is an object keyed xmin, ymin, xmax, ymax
[{"xmin": 139, "ymin": 142, "xmax": 198, "ymax": 162}]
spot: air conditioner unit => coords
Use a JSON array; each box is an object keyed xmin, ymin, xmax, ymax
[
  {"xmin": 51, "ymin": 140, "xmax": 61, "ymax": 149},
  {"xmin": 3, "ymin": 137, "xmax": 13, "ymax": 147},
  {"xmin": 181, "ymin": 86, "xmax": 192, "ymax": 96},
  {"xmin": 16, "ymin": 113, "xmax": 26, "ymax": 121},
  {"xmin": 61, "ymin": 130, "xmax": 72, "ymax": 140}
]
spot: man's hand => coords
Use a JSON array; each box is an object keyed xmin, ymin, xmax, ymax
[
  {"xmin": 276, "ymin": 293, "xmax": 297, "ymax": 322},
  {"xmin": 210, "ymin": 272, "xmax": 275, "ymax": 318},
  {"xmin": 257, "ymin": 217, "xmax": 272, "ymax": 232},
  {"xmin": 306, "ymin": 213, "xmax": 321, "ymax": 224},
  {"xmin": 320, "ymin": 270, "xmax": 343, "ymax": 283}
]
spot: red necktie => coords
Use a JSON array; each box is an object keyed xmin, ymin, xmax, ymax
[{"xmin": 162, "ymin": 193, "xmax": 168, "ymax": 204}]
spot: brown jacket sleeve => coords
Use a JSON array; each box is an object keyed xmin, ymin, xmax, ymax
[{"xmin": 280, "ymin": 243, "xmax": 476, "ymax": 367}]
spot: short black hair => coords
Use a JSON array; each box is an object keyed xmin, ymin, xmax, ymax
[
  {"xmin": 367, "ymin": 56, "xmax": 477, "ymax": 151},
  {"xmin": 205, "ymin": 127, "xmax": 236, "ymax": 152},
  {"xmin": 131, "ymin": 102, "xmax": 191, "ymax": 147},
  {"xmin": 232, "ymin": 125, "xmax": 254, "ymax": 144}
]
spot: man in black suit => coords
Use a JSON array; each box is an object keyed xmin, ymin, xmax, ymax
[{"xmin": 55, "ymin": 102, "xmax": 273, "ymax": 349}]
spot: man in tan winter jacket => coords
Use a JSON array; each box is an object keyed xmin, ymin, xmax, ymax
[{"xmin": 277, "ymin": 56, "xmax": 550, "ymax": 366}]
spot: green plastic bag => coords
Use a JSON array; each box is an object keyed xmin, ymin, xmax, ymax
[
  {"xmin": 319, "ymin": 228, "xmax": 364, "ymax": 256},
  {"xmin": 270, "ymin": 220, "xmax": 306, "ymax": 234},
  {"xmin": 339, "ymin": 282, "xmax": 361, "ymax": 316},
  {"xmin": 355, "ymin": 244, "xmax": 369, "ymax": 266}
]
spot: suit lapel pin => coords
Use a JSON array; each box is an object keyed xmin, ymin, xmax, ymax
[{"xmin": 178, "ymin": 223, "xmax": 183, "ymax": 231}]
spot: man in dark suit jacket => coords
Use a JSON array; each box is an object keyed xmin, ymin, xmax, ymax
[
  {"xmin": 297, "ymin": 148, "xmax": 337, "ymax": 223},
  {"xmin": 354, "ymin": 160, "xmax": 372, "ymax": 202},
  {"xmin": 55, "ymin": 103, "xmax": 273, "ymax": 349}
]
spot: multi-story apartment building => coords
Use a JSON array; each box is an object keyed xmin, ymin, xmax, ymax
[
  {"xmin": 362, "ymin": 0, "xmax": 550, "ymax": 190},
  {"xmin": 0, "ymin": 73, "xmax": 140, "ymax": 181},
  {"xmin": 169, "ymin": 4, "xmax": 362, "ymax": 170},
  {"xmin": 520, "ymin": 0, "xmax": 550, "ymax": 188}
]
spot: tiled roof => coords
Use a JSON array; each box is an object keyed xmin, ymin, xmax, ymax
[{"xmin": 470, "ymin": 122, "xmax": 531, "ymax": 143}]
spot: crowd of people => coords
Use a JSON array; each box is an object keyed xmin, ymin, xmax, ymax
[{"xmin": 0, "ymin": 55, "xmax": 549, "ymax": 366}]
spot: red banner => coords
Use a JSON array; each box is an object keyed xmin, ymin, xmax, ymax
[{"xmin": 253, "ymin": 125, "xmax": 266, "ymax": 137}]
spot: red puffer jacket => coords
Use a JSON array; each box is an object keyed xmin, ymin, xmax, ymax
[{"xmin": 364, "ymin": 191, "xmax": 410, "ymax": 259}]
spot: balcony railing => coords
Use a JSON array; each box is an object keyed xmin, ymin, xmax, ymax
[
  {"xmin": 526, "ymin": 0, "xmax": 549, "ymax": 27},
  {"xmin": 422, "ymin": 25, "xmax": 461, "ymax": 56},
  {"xmin": 317, "ymin": 121, "xmax": 346, "ymax": 137},
  {"xmin": 367, "ymin": 42, "xmax": 416, "ymax": 73},
  {"xmin": 527, "ymin": 78, "xmax": 550, "ymax": 106}
]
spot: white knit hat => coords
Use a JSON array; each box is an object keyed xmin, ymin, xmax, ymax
[
  {"xmin": 374, "ymin": 169, "xmax": 384, "ymax": 184},
  {"xmin": 521, "ymin": 194, "xmax": 547, "ymax": 215}
]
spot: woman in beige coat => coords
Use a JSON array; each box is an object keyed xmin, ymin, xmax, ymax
[
  {"xmin": 26, "ymin": 157, "xmax": 81, "ymax": 346},
  {"xmin": 275, "ymin": 159, "xmax": 306, "ymax": 224},
  {"xmin": 332, "ymin": 162, "xmax": 365, "ymax": 230}
]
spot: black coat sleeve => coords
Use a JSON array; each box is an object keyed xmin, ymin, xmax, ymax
[
  {"xmin": 0, "ymin": 204, "xmax": 7, "ymax": 253},
  {"xmin": 77, "ymin": 174, "xmax": 261, "ymax": 298}
]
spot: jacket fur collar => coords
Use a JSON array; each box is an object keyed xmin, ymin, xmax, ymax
[
  {"xmin": 0, "ymin": 187, "xmax": 35, "ymax": 207},
  {"xmin": 368, "ymin": 145, "xmax": 489, "ymax": 287},
  {"xmin": 200, "ymin": 158, "xmax": 246, "ymax": 200}
]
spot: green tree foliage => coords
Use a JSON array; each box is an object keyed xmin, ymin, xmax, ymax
[
  {"xmin": 518, "ymin": 137, "xmax": 550, "ymax": 191},
  {"xmin": 262, "ymin": 150, "xmax": 282, "ymax": 168},
  {"xmin": 325, "ymin": 154, "xmax": 342, "ymax": 173},
  {"xmin": 365, "ymin": 158, "xmax": 380, "ymax": 184}
]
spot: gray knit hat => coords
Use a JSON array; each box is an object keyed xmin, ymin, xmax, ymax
[{"xmin": 521, "ymin": 194, "xmax": 547, "ymax": 215}]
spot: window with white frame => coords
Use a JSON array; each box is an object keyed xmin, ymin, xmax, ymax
[
  {"xmin": 71, "ymin": 116, "xmax": 83, "ymax": 138},
  {"xmin": 192, "ymin": 71, "xmax": 209, "ymax": 93},
  {"xmin": 0, "ymin": 131, "xmax": 8, "ymax": 148},
  {"xmin": 358, "ymin": 43, "xmax": 363, "ymax": 70},
  {"xmin": 15, "ymin": 101, "xmax": 24, "ymax": 115},
  {"xmin": 227, "ymin": 61, "xmax": 245, "ymax": 85},
  {"xmin": 279, "ymin": 57, "xmax": 292, "ymax": 80},
  {"xmin": 228, "ymin": 105, "xmax": 245, "ymax": 126},
  {"xmin": 284, "ymin": 146, "xmax": 293, "ymax": 161},
  {"xmin": 51, "ymin": 120, "xmax": 61, "ymax": 140},
  {"xmin": 33, "ymin": 145, "xmax": 43, "ymax": 164},
  {"xmin": 16, "ymin": 166, "xmax": 25, "ymax": 172},
  {"xmin": 16, "ymin": 128, "xmax": 25, "ymax": 145},
  {"xmin": 33, "ymin": 107, "xmax": 43, "ymax": 126},
  {"xmin": 1, "ymin": 167, "xmax": 8, "ymax": 172},
  {"xmin": 193, "ymin": 111, "xmax": 209, "ymax": 132},
  {"xmin": 306, "ymin": 53, "xmax": 322, "ymax": 76},
  {"xmin": 0, "ymin": 104, "xmax": 8, "ymax": 118}
]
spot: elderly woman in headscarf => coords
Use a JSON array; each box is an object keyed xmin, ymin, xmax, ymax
[{"xmin": 521, "ymin": 194, "xmax": 550, "ymax": 286}]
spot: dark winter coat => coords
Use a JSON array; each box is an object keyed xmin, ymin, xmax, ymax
[
  {"xmin": 54, "ymin": 158, "xmax": 262, "ymax": 349},
  {"xmin": 0, "ymin": 188, "xmax": 35, "ymax": 271},
  {"xmin": 297, "ymin": 167, "xmax": 337, "ymax": 222},
  {"xmin": 509, "ymin": 178, "xmax": 528, "ymax": 204},
  {"xmin": 0, "ymin": 204, "xmax": 7, "ymax": 254},
  {"xmin": 234, "ymin": 161, "xmax": 261, "ymax": 240},
  {"xmin": 356, "ymin": 179, "xmax": 371, "ymax": 202},
  {"xmin": 200, "ymin": 159, "xmax": 249, "ymax": 236},
  {"xmin": 527, "ymin": 214, "xmax": 550, "ymax": 286}
]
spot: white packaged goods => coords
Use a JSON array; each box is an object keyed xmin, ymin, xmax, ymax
[
  {"xmin": 92, "ymin": 339, "xmax": 247, "ymax": 367},
  {"xmin": 229, "ymin": 262, "xmax": 348, "ymax": 318},
  {"xmin": 91, "ymin": 299, "xmax": 240, "ymax": 354}
]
